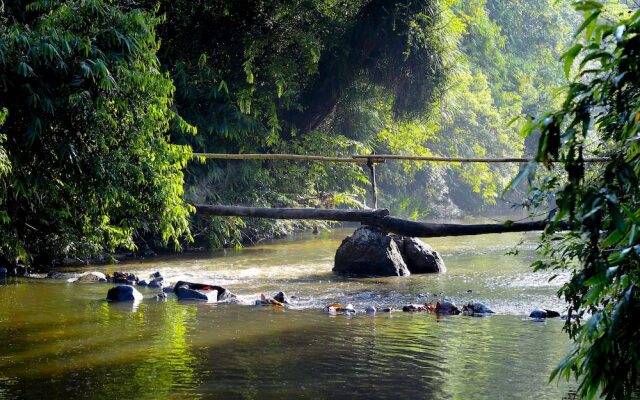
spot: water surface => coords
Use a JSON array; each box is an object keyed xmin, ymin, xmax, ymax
[{"xmin": 0, "ymin": 228, "xmax": 578, "ymax": 399}]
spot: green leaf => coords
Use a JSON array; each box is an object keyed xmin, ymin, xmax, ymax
[{"xmin": 561, "ymin": 44, "xmax": 583, "ymax": 79}]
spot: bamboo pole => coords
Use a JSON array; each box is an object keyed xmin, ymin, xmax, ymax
[
  {"xmin": 367, "ymin": 158, "xmax": 378, "ymax": 209},
  {"xmin": 193, "ymin": 153, "xmax": 363, "ymax": 163},
  {"xmin": 193, "ymin": 153, "xmax": 609, "ymax": 164}
]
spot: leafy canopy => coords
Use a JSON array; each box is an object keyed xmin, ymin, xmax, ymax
[
  {"xmin": 0, "ymin": 0, "xmax": 194, "ymax": 264},
  {"xmin": 522, "ymin": 1, "xmax": 640, "ymax": 398}
]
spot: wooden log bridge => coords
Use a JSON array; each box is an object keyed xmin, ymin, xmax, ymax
[{"xmin": 195, "ymin": 205, "xmax": 562, "ymax": 237}]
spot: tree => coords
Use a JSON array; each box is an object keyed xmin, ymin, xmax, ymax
[
  {"xmin": 522, "ymin": 1, "xmax": 640, "ymax": 398},
  {"xmin": 0, "ymin": 0, "xmax": 194, "ymax": 265}
]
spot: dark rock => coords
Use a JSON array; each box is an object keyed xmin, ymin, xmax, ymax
[
  {"xmin": 333, "ymin": 226, "xmax": 410, "ymax": 277},
  {"xmin": 393, "ymin": 236, "xmax": 446, "ymax": 274},
  {"xmin": 544, "ymin": 309, "xmax": 561, "ymax": 318},
  {"xmin": 147, "ymin": 279, "xmax": 167, "ymax": 289},
  {"xmin": 162, "ymin": 286, "xmax": 175, "ymax": 294},
  {"xmin": 107, "ymin": 285, "xmax": 143, "ymax": 302},
  {"xmin": 529, "ymin": 309, "xmax": 547, "ymax": 319},
  {"xmin": 462, "ymin": 302, "xmax": 494, "ymax": 315},
  {"xmin": 175, "ymin": 286, "xmax": 216, "ymax": 302},
  {"xmin": 0, "ymin": 267, "xmax": 7, "ymax": 276},
  {"xmin": 112, "ymin": 271, "xmax": 138, "ymax": 284},
  {"xmin": 402, "ymin": 304, "xmax": 426, "ymax": 312},
  {"xmin": 137, "ymin": 279, "xmax": 149, "ymax": 286},
  {"xmin": 173, "ymin": 281, "xmax": 237, "ymax": 302},
  {"xmin": 435, "ymin": 301, "xmax": 460, "ymax": 315},
  {"xmin": 151, "ymin": 271, "xmax": 162, "ymax": 279},
  {"xmin": 273, "ymin": 291, "xmax": 291, "ymax": 304},
  {"xmin": 16, "ymin": 264, "xmax": 29, "ymax": 277}
]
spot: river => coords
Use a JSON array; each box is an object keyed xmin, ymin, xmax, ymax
[{"xmin": 0, "ymin": 228, "xmax": 578, "ymax": 399}]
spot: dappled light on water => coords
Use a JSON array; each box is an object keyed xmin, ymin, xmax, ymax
[{"xmin": 0, "ymin": 228, "xmax": 578, "ymax": 399}]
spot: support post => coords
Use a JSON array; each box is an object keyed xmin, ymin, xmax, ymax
[{"xmin": 367, "ymin": 158, "xmax": 377, "ymax": 209}]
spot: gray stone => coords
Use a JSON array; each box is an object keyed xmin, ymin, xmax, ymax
[
  {"xmin": 176, "ymin": 286, "xmax": 217, "ymax": 302},
  {"xmin": 463, "ymin": 302, "xmax": 494, "ymax": 315},
  {"xmin": 333, "ymin": 226, "xmax": 410, "ymax": 277},
  {"xmin": 77, "ymin": 271, "xmax": 107, "ymax": 283},
  {"xmin": 393, "ymin": 236, "xmax": 446, "ymax": 274},
  {"xmin": 107, "ymin": 285, "xmax": 143, "ymax": 302}
]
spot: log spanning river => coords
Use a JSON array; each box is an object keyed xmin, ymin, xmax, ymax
[{"xmin": 0, "ymin": 228, "xmax": 579, "ymax": 399}]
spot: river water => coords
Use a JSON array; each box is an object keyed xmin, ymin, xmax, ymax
[{"xmin": 0, "ymin": 228, "xmax": 579, "ymax": 399}]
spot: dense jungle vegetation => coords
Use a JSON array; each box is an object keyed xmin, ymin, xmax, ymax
[
  {"xmin": 0, "ymin": 0, "xmax": 581, "ymax": 259},
  {"xmin": 2, "ymin": 0, "xmax": 640, "ymax": 397}
]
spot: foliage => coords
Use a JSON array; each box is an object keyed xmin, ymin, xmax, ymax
[
  {"xmin": 522, "ymin": 1, "xmax": 640, "ymax": 398},
  {"xmin": 375, "ymin": 0, "xmax": 578, "ymax": 217},
  {"xmin": 140, "ymin": 0, "xmax": 461, "ymax": 245},
  {"xmin": 0, "ymin": 0, "xmax": 194, "ymax": 264}
]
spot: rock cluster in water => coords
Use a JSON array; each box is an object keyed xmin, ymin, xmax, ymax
[{"xmin": 333, "ymin": 226, "xmax": 445, "ymax": 277}]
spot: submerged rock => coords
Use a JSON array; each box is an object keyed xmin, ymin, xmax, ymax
[
  {"xmin": 325, "ymin": 303, "xmax": 356, "ymax": 314},
  {"xmin": 462, "ymin": 302, "xmax": 494, "ymax": 316},
  {"xmin": 529, "ymin": 309, "xmax": 561, "ymax": 319},
  {"xmin": 107, "ymin": 285, "xmax": 143, "ymax": 302},
  {"xmin": 545, "ymin": 310, "xmax": 561, "ymax": 318},
  {"xmin": 435, "ymin": 301, "xmax": 460, "ymax": 315},
  {"xmin": 47, "ymin": 271, "xmax": 79, "ymax": 280},
  {"xmin": 393, "ymin": 237, "xmax": 446, "ymax": 274},
  {"xmin": 176, "ymin": 286, "xmax": 217, "ymax": 302},
  {"xmin": 402, "ymin": 304, "xmax": 426, "ymax": 312},
  {"xmin": 255, "ymin": 294, "xmax": 284, "ymax": 307},
  {"xmin": 366, "ymin": 306, "xmax": 377, "ymax": 314},
  {"xmin": 333, "ymin": 226, "xmax": 410, "ymax": 277}
]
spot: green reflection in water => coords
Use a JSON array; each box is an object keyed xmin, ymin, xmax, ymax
[{"xmin": 0, "ymin": 228, "xmax": 584, "ymax": 399}]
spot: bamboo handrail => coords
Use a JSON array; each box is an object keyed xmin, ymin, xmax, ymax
[{"xmin": 193, "ymin": 153, "xmax": 609, "ymax": 164}]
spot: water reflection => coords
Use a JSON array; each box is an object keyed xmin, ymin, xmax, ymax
[{"xmin": 0, "ymin": 229, "xmax": 582, "ymax": 399}]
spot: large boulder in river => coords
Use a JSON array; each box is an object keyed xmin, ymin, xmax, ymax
[
  {"xmin": 333, "ymin": 226, "xmax": 410, "ymax": 277},
  {"xmin": 393, "ymin": 237, "xmax": 446, "ymax": 274},
  {"xmin": 107, "ymin": 285, "xmax": 143, "ymax": 302}
]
